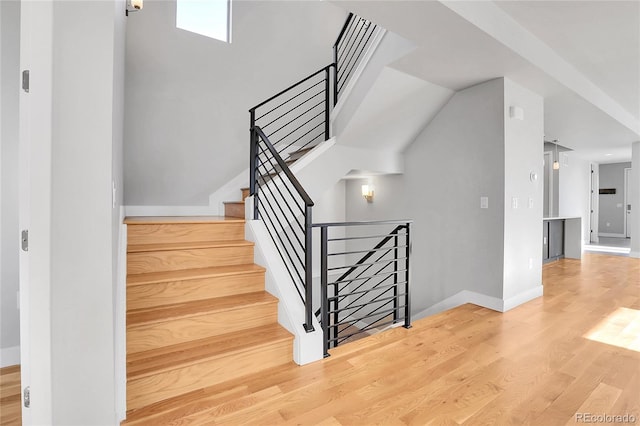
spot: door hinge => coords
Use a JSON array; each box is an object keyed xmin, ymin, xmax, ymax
[
  {"xmin": 23, "ymin": 386, "xmax": 30, "ymax": 408},
  {"xmin": 21, "ymin": 230, "xmax": 28, "ymax": 252},
  {"xmin": 22, "ymin": 70, "xmax": 30, "ymax": 93}
]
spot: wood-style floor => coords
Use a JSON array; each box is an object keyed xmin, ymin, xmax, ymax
[
  {"xmin": 0, "ymin": 365, "xmax": 20, "ymax": 425},
  {"xmin": 2, "ymin": 253, "xmax": 639, "ymax": 425}
]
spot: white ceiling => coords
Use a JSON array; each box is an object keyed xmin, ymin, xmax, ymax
[
  {"xmin": 332, "ymin": 0, "xmax": 640, "ymax": 164},
  {"xmin": 495, "ymin": 0, "xmax": 640, "ymax": 121}
]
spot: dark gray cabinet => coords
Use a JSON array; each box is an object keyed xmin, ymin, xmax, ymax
[{"xmin": 543, "ymin": 219, "xmax": 565, "ymax": 263}]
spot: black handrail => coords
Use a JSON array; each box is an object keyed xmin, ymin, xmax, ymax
[
  {"xmin": 252, "ymin": 126, "xmax": 313, "ymax": 206},
  {"xmin": 250, "ymin": 126, "xmax": 315, "ymax": 332}
]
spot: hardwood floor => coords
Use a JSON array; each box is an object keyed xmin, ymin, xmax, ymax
[
  {"xmin": 123, "ymin": 253, "xmax": 639, "ymax": 425},
  {"xmin": 0, "ymin": 365, "xmax": 20, "ymax": 425},
  {"xmin": 2, "ymin": 253, "xmax": 638, "ymax": 425}
]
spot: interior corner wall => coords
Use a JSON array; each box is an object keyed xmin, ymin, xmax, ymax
[
  {"xmin": 345, "ymin": 78, "xmax": 506, "ymax": 313},
  {"xmin": 0, "ymin": 0, "xmax": 21, "ymax": 360},
  {"xmin": 597, "ymin": 162, "xmax": 632, "ymax": 235},
  {"xmin": 50, "ymin": 1, "xmax": 118, "ymax": 423},
  {"xmin": 503, "ymin": 78, "xmax": 544, "ymax": 301},
  {"xmin": 123, "ymin": 1, "xmax": 347, "ymax": 206}
]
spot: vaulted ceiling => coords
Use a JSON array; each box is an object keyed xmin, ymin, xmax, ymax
[{"xmin": 332, "ymin": 0, "xmax": 640, "ymax": 163}]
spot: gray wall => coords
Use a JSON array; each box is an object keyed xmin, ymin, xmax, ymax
[
  {"xmin": 503, "ymin": 79, "xmax": 544, "ymax": 301},
  {"xmin": 598, "ymin": 162, "xmax": 631, "ymax": 235},
  {"xmin": 124, "ymin": 1, "xmax": 346, "ymax": 205},
  {"xmin": 344, "ymin": 78, "xmax": 543, "ymax": 312},
  {"xmin": 345, "ymin": 78, "xmax": 506, "ymax": 312},
  {"xmin": 0, "ymin": 0, "xmax": 21, "ymax": 362}
]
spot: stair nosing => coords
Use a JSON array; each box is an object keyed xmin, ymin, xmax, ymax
[
  {"xmin": 124, "ymin": 216, "xmax": 245, "ymax": 225},
  {"xmin": 126, "ymin": 324, "xmax": 293, "ymax": 380},
  {"xmin": 126, "ymin": 264, "xmax": 266, "ymax": 286},
  {"xmin": 126, "ymin": 292, "xmax": 278, "ymax": 327},
  {"xmin": 127, "ymin": 239, "xmax": 254, "ymax": 253}
]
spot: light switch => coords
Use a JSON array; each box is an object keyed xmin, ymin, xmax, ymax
[
  {"xmin": 512, "ymin": 197, "xmax": 518, "ymax": 209},
  {"xmin": 529, "ymin": 198, "xmax": 534, "ymax": 209},
  {"xmin": 480, "ymin": 196, "xmax": 488, "ymax": 209}
]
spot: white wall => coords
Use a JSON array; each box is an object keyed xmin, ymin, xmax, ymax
[
  {"xmin": 18, "ymin": 0, "xmax": 124, "ymax": 425},
  {"xmin": 124, "ymin": 1, "xmax": 346, "ymax": 205},
  {"xmin": 502, "ymin": 79, "xmax": 544, "ymax": 301},
  {"xmin": 631, "ymin": 142, "xmax": 640, "ymax": 258},
  {"xmin": 558, "ymin": 153, "xmax": 592, "ymax": 243},
  {"xmin": 0, "ymin": 0, "xmax": 21, "ymax": 365},
  {"xmin": 597, "ymin": 162, "xmax": 631, "ymax": 235}
]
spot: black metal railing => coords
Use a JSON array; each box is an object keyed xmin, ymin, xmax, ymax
[
  {"xmin": 248, "ymin": 12, "xmax": 386, "ymax": 336},
  {"xmin": 333, "ymin": 13, "xmax": 381, "ymax": 104},
  {"xmin": 314, "ymin": 221, "xmax": 412, "ymax": 357},
  {"xmin": 250, "ymin": 65, "xmax": 333, "ymax": 164},
  {"xmin": 250, "ymin": 126, "xmax": 315, "ymax": 332}
]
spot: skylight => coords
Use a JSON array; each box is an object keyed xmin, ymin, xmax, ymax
[{"xmin": 176, "ymin": 0, "xmax": 231, "ymax": 43}]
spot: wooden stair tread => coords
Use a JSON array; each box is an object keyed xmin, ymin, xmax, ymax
[
  {"xmin": 127, "ymin": 323, "xmax": 292, "ymax": 379},
  {"xmin": 124, "ymin": 216, "xmax": 244, "ymax": 225},
  {"xmin": 223, "ymin": 201, "xmax": 245, "ymax": 205},
  {"xmin": 127, "ymin": 239, "xmax": 253, "ymax": 253},
  {"xmin": 127, "ymin": 264, "xmax": 265, "ymax": 286},
  {"xmin": 127, "ymin": 291, "xmax": 278, "ymax": 326}
]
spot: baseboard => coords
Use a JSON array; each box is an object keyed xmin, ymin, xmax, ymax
[
  {"xmin": 413, "ymin": 286, "xmax": 543, "ymax": 320},
  {"xmin": 503, "ymin": 285, "xmax": 543, "ymax": 312},
  {"xmin": 630, "ymin": 251, "xmax": 640, "ymax": 259},
  {"xmin": 124, "ymin": 205, "xmax": 217, "ymax": 217},
  {"xmin": 598, "ymin": 232, "xmax": 626, "ymax": 238},
  {"xmin": 0, "ymin": 346, "xmax": 20, "ymax": 368},
  {"xmin": 115, "ymin": 206, "xmax": 127, "ymax": 422}
]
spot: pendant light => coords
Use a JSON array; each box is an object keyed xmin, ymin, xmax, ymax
[{"xmin": 553, "ymin": 139, "xmax": 560, "ymax": 170}]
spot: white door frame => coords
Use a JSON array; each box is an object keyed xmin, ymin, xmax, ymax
[
  {"xmin": 19, "ymin": 1, "xmax": 54, "ymax": 423},
  {"xmin": 590, "ymin": 163, "xmax": 599, "ymax": 243},
  {"xmin": 544, "ymin": 151, "xmax": 553, "ymax": 217},
  {"xmin": 625, "ymin": 167, "xmax": 632, "ymax": 238}
]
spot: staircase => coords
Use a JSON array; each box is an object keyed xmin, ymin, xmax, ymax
[
  {"xmin": 223, "ymin": 146, "xmax": 314, "ymax": 219},
  {"xmin": 123, "ymin": 216, "xmax": 294, "ymax": 421}
]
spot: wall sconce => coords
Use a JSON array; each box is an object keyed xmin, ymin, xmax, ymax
[
  {"xmin": 126, "ymin": 0, "xmax": 143, "ymax": 16},
  {"xmin": 361, "ymin": 184, "xmax": 374, "ymax": 203},
  {"xmin": 553, "ymin": 139, "xmax": 560, "ymax": 170}
]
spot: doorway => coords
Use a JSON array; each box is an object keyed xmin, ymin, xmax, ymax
[{"xmin": 625, "ymin": 168, "xmax": 632, "ymax": 238}]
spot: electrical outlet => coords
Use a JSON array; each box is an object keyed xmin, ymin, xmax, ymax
[
  {"xmin": 528, "ymin": 198, "xmax": 534, "ymax": 209},
  {"xmin": 512, "ymin": 197, "xmax": 518, "ymax": 209},
  {"xmin": 480, "ymin": 196, "xmax": 489, "ymax": 209}
]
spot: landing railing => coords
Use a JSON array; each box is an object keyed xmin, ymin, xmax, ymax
[
  {"xmin": 314, "ymin": 221, "xmax": 412, "ymax": 357},
  {"xmin": 333, "ymin": 13, "xmax": 381, "ymax": 104},
  {"xmin": 249, "ymin": 65, "xmax": 333, "ymax": 163},
  {"xmin": 249, "ymin": 12, "xmax": 390, "ymax": 336}
]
